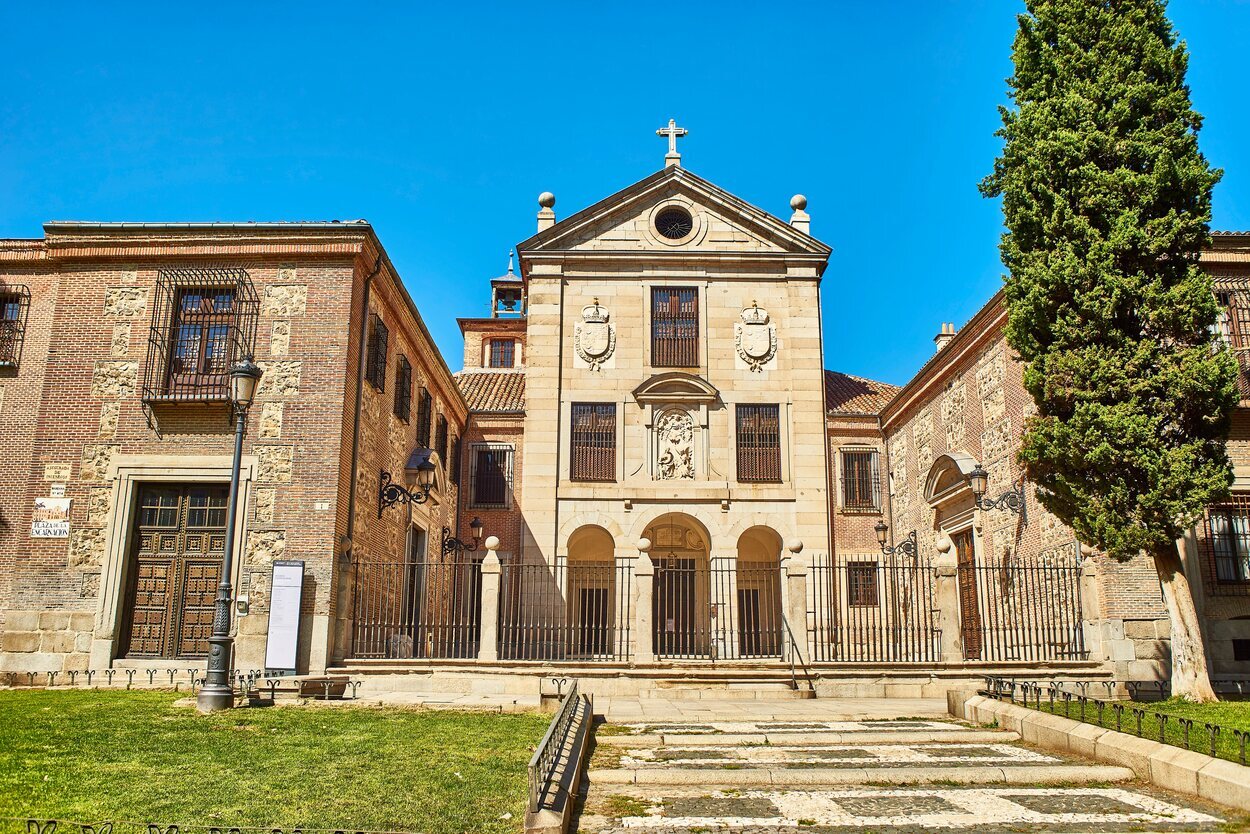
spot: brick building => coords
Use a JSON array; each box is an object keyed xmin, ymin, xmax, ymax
[{"xmin": 3, "ymin": 134, "xmax": 1248, "ymax": 694}]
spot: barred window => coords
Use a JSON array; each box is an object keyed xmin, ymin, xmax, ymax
[
  {"xmin": 435, "ymin": 414, "xmax": 448, "ymax": 461},
  {"xmin": 1214, "ymin": 279, "xmax": 1250, "ymax": 398},
  {"xmin": 366, "ymin": 313, "xmax": 388, "ymax": 391},
  {"xmin": 570, "ymin": 403, "xmax": 616, "ymax": 481},
  {"xmin": 847, "ymin": 561, "xmax": 879, "ymax": 607},
  {"xmin": 450, "ymin": 435, "xmax": 462, "ymax": 486},
  {"xmin": 736, "ymin": 404, "xmax": 781, "ymax": 482},
  {"xmin": 394, "ymin": 355, "xmax": 412, "ymax": 421},
  {"xmin": 471, "ymin": 445, "xmax": 513, "ymax": 507},
  {"xmin": 489, "ymin": 339, "xmax": 515, "ymax": 368},
  {"xmin": 841, "ymin": 449, "xmax": 881, "ymax": 511},
  {"xmin": 142, "ymin": 268, "xmax": 258, "ymax": 402},
  {"xmin": 1204, "ymin": 497, "xmax": 1250, "ymax": 590},
  {"xmin": 651, "ymin": 287, "xmax": 698, "ymax": 367},
  {"xmin": 0, "ymin": 285, "xmax": 30, "ymax": 368},
  {"xmin": 415, "ymin": 388, "xmax": 433, "ymax": 447}
]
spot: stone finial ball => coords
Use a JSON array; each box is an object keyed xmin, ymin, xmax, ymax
[
  {"xmin": 790, "ymin": 194, "xmax": 807, "ymax": 211},
  {"xmin": 538, "ymin": 191, "xmax": 556, "ymax": 208},
  {"xmin": 637, "ymin": 537, "xmax": 652, "ymax": 553},
  {"xmin": 484, "ymin": 535, "xmax": 500, "ymax": 551},
  {"xmin": 787, "ymin": 539, "xmax": 804, "ymax": 554}
]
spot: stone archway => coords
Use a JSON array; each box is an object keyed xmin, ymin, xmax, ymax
[
  {"xmin": 566, "ymin": 525, "xmax": 618, "ymax": 658},
  {"xmin": 925, "ymin": 453, "xmax": 983, "ymax": 660},
  {"xmin": 644, "ymin": 513, "xmax": 713, "ymax": 658},
  {"xmin": 736, "ymin": 526, "xmax": 784, "ymax": 657}
]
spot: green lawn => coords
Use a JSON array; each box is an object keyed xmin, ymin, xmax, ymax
[
  {"xmin": 0, "ymin": 690, "xmax": 549, "ymax": 834},
  {"xmin": 1037, "ymin": 695, "xmax": 1250, "ymax": 764}
]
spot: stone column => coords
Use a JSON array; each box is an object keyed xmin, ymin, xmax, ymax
[
  {"xmin": 477, "ymin": 538, "xmax": 502, "ymax": 663},
  {"xmin": 781, "ymin": 542, "xmax": 810, "ymax": 665},
  {"xmin": 632, "ymin": 539, "xmax": 655, "ymax": 665},
  {"xmin": 934, "ymin": 545, "xmax": 963, "ymax": 664},
  {"xmin": 1078, "ymin": 544, "xmax": 1104, "ymax": 660}
]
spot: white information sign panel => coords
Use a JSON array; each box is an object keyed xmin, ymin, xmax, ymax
[{"xmin": 264, "ymin": 560, "xmax": 304, "ymax": 672}]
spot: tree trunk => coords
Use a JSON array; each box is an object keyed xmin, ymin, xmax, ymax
[{"xmin": 1154, "ymin": 540, "xmax": 1217, "ymax": 702}]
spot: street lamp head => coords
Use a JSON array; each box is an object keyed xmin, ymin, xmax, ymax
[
  {"xmin": 874, "ymin": 520, "xmax": 889, "ymax": 547},
  {"xmin": 968, "ymin": 464, "xmax": 989, "ymax": 500},
  {"xmin": 229, "ymin": 356, "xmax": 263, "ymax": 409},
  {"xmin": 414, "ymin": 459, "xmax": 437, "ymax": 493},
  {"xmin": 470, "ymin": 516, "xmax": 484, "ymax": 544}
]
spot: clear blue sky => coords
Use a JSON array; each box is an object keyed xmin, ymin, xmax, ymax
[{"xmin": 2, "ymin": 2, "xmax": 1247, "ymax": 385}]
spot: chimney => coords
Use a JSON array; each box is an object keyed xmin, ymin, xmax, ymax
[
  {"xmin": 789, "ymin": 194, "xmax": 810, "ymax": 234},
  {"xmin": 537, "ymin": 192, "xmax": 556, "ymax": 232},
  {"xmin": 934, "ymin": 322, "xmax": 956, "ymax": 352}
]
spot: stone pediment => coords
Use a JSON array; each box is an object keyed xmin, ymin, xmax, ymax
[
  {"xmin": 517, "ymin": 167, "xmax": 831, "ymax": 258},
  {"xmin": 924, "ymin": 451, "xmax": 977, "ymax": 506},
  {"xmin": 632, "ymin": 372, "xmax": 720, "ymax": 405}
]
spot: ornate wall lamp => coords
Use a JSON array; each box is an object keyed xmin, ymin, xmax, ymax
[
  {"xmin": 441, "ymin": 518, "xmax": 484, "ymax": 556},
  {"xmin": 968, "ymin": 464, "xmax": 1027, "ymax": 521},
  {"xmin": 874, "ymin": 521, "xmax": 918, "ymax": 558},
  {"xmin": 378, "ymin": 450, "xmax": 438, "ymax": 517}
]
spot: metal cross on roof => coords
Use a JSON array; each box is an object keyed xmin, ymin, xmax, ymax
[{"xmin": 657, "ymin": 119, "xmax": 688, "ymax": 167}]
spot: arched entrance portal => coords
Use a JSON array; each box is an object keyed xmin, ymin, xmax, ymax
[
  {"xmin": 644, "ymin": 514, "xmax": 712, "ymax": 658},
  {"xmin": 566, "ymin": 525, "xmax": 618, "ymax": 658},
  {"xmin": 736, "ymin": 527, "xmax": 783, "ymax": 657}
]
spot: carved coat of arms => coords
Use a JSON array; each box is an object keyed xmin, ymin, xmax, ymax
[
  {"xmin": 734, "ymin": 301, "xmax": 777, "ymax": 371},
  {"xmin": 574, "ymin": 298, "xmax": 616, "ymax": 371}
]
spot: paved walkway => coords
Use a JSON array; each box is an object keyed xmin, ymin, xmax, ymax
[{"xmin": 576, "ymin": 699, "xmax": 1233, "ymax": 832}]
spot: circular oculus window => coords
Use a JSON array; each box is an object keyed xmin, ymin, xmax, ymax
[{"xmin": 654, "ymin": 206, "xmax": 694, "ymax": 240}]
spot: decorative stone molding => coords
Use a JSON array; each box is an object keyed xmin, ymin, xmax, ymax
[
  {"xmin": 655, "ymin": 409, "xmax": 695, "ymax": 480},
  {"xmin": 734, "ymin": 301, "xmax": 777, "ymax": 372},
  {"xmin": 574, "ymin": 298, "xmax": 615, "ymax": 371},
  {"xmin": 633, "ymin": 372, "xmax": 719, "ymax": 405}
]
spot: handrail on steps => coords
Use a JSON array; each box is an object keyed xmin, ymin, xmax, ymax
[
  {"xmin": 527, "ymin": 679, "xmax": 582, "ymax": 814},
  {"xmin": 783, "ymin": 617, "xmax": 816, "ymax": 695}
]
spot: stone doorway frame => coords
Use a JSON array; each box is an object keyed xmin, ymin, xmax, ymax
[{"xmin": 90, "ymin": 454, "xmax": 257, "ymax": 668}]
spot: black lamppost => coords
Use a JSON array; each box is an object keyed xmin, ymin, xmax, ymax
[
  {"xmin": 442, "ymin": 517, "xmax": 484, "ymax": 556},
  {"xmin": 874, "ymin": 520, "xmax": 918, "ymax": 558},
  {"xmin": 968, "ymin": 464, "xmax": 1027, "ymax": 520},
  {"xmin": 197, "ymin": 356, "xmax": 263, "ymax": 713}
]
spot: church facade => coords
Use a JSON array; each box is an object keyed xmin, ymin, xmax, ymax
[{"xmin": 3, "ymin": 134, "xmax": 1250, "ymax": 695}]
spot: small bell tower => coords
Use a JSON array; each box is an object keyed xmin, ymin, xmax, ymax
[{"xmin": 490, "ymin": 250, "xmax": 526, "ymax": 317}]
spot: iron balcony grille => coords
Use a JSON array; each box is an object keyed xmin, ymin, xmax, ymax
[
  {"xmin": 0, "ymin": 284, "xmax": 30, "ymax": 368},
  {"xmin": 841, "ymin": 449, "xmax": 882, "ymax": 511},
  {"xmin": 490, "ymin": 339, "xmax": 515, "ymax": 368},
  {"xmin": 141, "ymin": 267, "xmax": 258, "ymax": 403},
  {"xmin": 1214, "ymin": 277, "xmax": 1250, "ymax": 399},
  {"xmin": 570, "ymin": 403, "xmax": 616, "ymax": 481},
  {"xmin": 365, "ymin": 313, "xmax": 388, "ymax": 391},
  {"xmin": 416, "ymin": 388, "xmax": 433, "ymax": 447},
  {"xmin": 394, "ymin": 355, "xmax": 412, "ymax": 421},
  {"xmin": 1200, "ymin": 494, "xmax": 1250, "ymax": 595},
  {"xmin": 651, "ymin": 286, "xmax": 698, "ymax": 367},
  {"xmin": 470, "ymin": 445, "xmax": 513, "ymax": 507},
  {"xmin": 736, "ymin": 404, "xmax": 782, "ymax": 482}
]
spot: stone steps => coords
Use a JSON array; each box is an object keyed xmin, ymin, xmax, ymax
[
  {"xmin": 600, "ymin": 729, "xmax": 1021, "ymax": 746},
  {"xmin": 589, "ymin": 763, "xmax": 1135, "ymax": 787}
]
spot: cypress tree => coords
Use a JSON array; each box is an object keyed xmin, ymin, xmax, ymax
[{"xmin": 981, "ymin": 0, "xmax": 1236, "ymax": 700}]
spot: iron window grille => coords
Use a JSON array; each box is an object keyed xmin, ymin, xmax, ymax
[
  {"xmin": 841, "ymin": 448, "xmax": 882, "ymax": 511},
  {"xmin": 365, "ymin": 313, "xmax": 388, "ymax": 391},
  {"xmin": 847, "ymin": 560, "xmax": 880, "ymax": 606},
  {"xmin": 435, "ymin": 414, "xmax": 448, "ymax": 462},
  {"xmin": 570, "ymin": 403, "xmax": 616, "ymax": 481},
  {"xmin": 394, "ymin": 355, "xmax": 412, "ymax": 422},
  {"xmin": 415, "ymin": 388, "xmax": 433, "ymax": 447},
  {"xmin": 450, "ymin": 435, "xmax": 462, "ymax": 486},
  {"xmin": 141, "ymin": 267, "xmax": 258, "ymax": 403},
  {"xmin": 1214, "ymin": 278, "xmax": 1250, "ymax": 399},
  {"xmin": 0, "ymin": 284, "xmax": 30, "ymax": 369},
  {"xmin": 1201, "ymin": 494, "xmax": 1250, "ymax": 594},
  {"xmin": 470, "ymin": 444, "xmax": 513, "ymax": 508},
  {"xmin": 736, "ymin": 404, "xmax": 782, "ymax": 482},
  {"xmin": 489, "ymin": 339, "xmax": 516, "ymax": 368},
  {"xmin": 651, "ymin": 286, "xmax": 699, "ymax": 367}
]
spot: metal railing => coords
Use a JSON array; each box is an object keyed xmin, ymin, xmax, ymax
[
  {"xmin": 528, "ymin": 680, "xmax": 583, "ymax": 814},
  {"xmin": 499, "ymin": 558, "xmax": 633, "ymax": 661},
  {"xmin": 351, "ymin": 556, "xmax": 482, "ymax": 659},
  {"xmin": 651, "ymin": 558, "xmax": 784, "ymax": 660},
  {"xmin": 783, "ymin": 616, "xmax": 815, "ymax": 694},
  {"xmin": 982, "ymin": 676, "xmax": 1250, "ymax": 766}
]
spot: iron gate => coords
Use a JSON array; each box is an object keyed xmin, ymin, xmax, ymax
[
  {"xmin": 498, "ymin": 556, "xmax": 634, "ymax": 661},
  {"xmin": 652, "ymin": 557, "xmax": 783, "ymax": 660},
  {"xmin": 351, "ymin": 555, "xmax": 482, "ymax": 659}
]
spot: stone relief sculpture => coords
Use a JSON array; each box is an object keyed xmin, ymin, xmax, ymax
[
  {"xmin": 656, "ymin": 409, "xmax": 695, "ymax": 480},
  {"xmin": 574, "ymin": 298, "xmax": 616, "ymax": 370},
  {"xmin": 734, "ymin": 300, "xmax": 778, "ymax": 371}
]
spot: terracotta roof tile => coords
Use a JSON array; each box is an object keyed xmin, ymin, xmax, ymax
[
  {"xmin": 824, "ymin": 370, "xmax": 899, "ymax": 415},
  {"xmin": 454, "ymin": 371, "xmax": 525, "ymax": 413}
]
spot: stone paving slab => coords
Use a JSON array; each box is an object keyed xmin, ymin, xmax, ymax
[
  {"xmin": 616, "ymin": 719, "xmax": 964, "ymax": 735},
  {"xmin": 581, "ymin": 786, "xmax": 1229, "ymax": 832},
  {"xmin": 601, "ymin": 729, "xmax": 1020, "ymax": 747},
  {"xmin": 617, "ymin": 742, "xmax": 1061, "ymax": 769},
  {"xmin": 591, "ymin": 763, "xmax": 1134, "ymax": 786},
  {"xmin": 597, "ymin": 696, "xmax": 948, "ymax": 723}
]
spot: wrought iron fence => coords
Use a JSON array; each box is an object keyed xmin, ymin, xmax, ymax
[
  {"xmin": 959, "ymin": 543, "xmax": 1086, "ymax": 662},
  {"xmin": 351, "ymin": 556, "xmax": 482, "ymax": 659},
  {"xmin": 651, "ymin": 557, "xmax": 783, "ymax": 661},
  {"xmin": 499, "ymin": 557, "xmax": 633, "ymax": 661},
  {"xmin": 982, "ymin": 676, "xmax": 1250, "ymax": 766},
  {"xmin": 807, "ymin": 552, "xmax": 940, "ymax": 663},
  {"xmin": 528, "ymin": 679, "xmax": 585, "ymax": 814}
]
